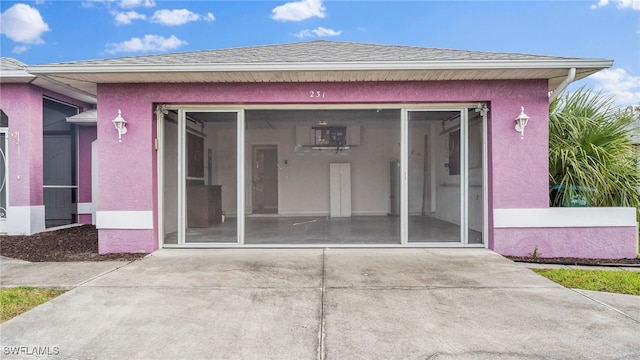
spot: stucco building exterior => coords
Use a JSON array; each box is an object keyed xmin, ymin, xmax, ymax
[{"xmin": 1, "ymin": 41, "xmax": 637, "ymax": 258}]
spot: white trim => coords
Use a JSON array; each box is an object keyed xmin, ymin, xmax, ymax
[
  {"xmin": 481, "ymin": 108, "xmax": 489, "ymax": 249},
  {"xmin": 91, "ymin": 140, "xmax": 98, "ymax": 225},
  {"xmin": 494, "ymin": 207, "xmax": 637, "ymax": 228},
  {"xmin": 163, "ymin": 243, "xmax": 487, "ymax": 249},
  {"xmin": 77, "ymin": 202, "xmax": 96, "ymax": 214},
  {"xmin": 156, "ymin": 107, "xmax": 165, "ymax": 249},
  {"xmin": 162, "ymin": 103, "xmax": 491, "ymax": 112},
  {"xmin": 237, "ymin": 110, "xmax": 245, "ymax": 244},
  {"xmin": 28, "ymin": 59, "xmax": 613, "ymax": 74},
  {"xmin": 96, "ymin": 210, "xmax": 153, "ymax": 229},
  {"xmin": 278, "ymin": 211, "xmax": 330, "ymax": 217},
  {"xmin": 400, "ymin": 109, "xmax": 408, "ymax": 245},
  {"xmin": 351, "ymin": 211, "xmax": 389, "ymax": 216},
  {"xmin": 461, "ymin": 109, "xmax": 468, "ymax": 244},
  {"xmin": 66, "ymin": 109, "xmax": 97, "ymax": 125},
  {"xmin": 0, "ymin": 129, "xmax": 8, "ymax": 234},
  {"xmin": 178, "ymin": 109, "xmax": 186, "ymax": 244},
  {"xmin": 7, "ymin": 205, "xmax": 45, "ymax": 235},
  {"xmin": 33, "ymin": 78, "xmax": 96, "ymax": 104}
]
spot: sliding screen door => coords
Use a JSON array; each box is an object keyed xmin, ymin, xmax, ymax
[
  {"xmin": 162, "ymin": 110, "xmax": 240, "ymax": 245},
  {"xmin": 406, "ymin": 110, "xmax": 462, "ymax": 243}
]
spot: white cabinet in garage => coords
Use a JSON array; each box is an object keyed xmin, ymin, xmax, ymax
[{"xmin": 330, "ymin": 163, "xmax": 351, "ymax": 217}]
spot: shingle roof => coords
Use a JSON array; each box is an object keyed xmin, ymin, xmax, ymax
[
  {"xmin": 25, "ymin": 40, "xmax": 612, "ymax": 98},
  {"xmin": 50, "ymin": 40, "xmax": 572, "ymax": 66},
  {"xmin": 0, "ymin": 57, "xmax": 27, "ymax": 71}
]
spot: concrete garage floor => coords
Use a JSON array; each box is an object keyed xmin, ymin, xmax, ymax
[
  {"xmin": 165, "ymin": 215, "xmax": 484, "ymax": 245},
  {"xmin": 1, "ymin": 249, "xmax": 639, "ymax": 360}
]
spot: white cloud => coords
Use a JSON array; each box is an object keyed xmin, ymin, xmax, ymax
[
  {"xmin": 293, "ymin": 26, "xmax": 341, "ymax": 39},
  {"xmin": 0, "ymin": 4, "xmax": 50, "ymax": 44},
  {"xmin": 120, "ymin": 0, "xmax": 156, "ymax": 8},
  {"xmin": 12, "ymin": 45, "xmax": 29, "ymax": 54},
  {"xmin": 105, "ymin": 34, "xmax": 187, "ymax": 54},
  {"xmin": 81, "ymin": 0, "xmax": 115, "ymax": 8},
  {"xmin": 272, "ymin": 0, "xmax": 325, "ymax": 21},
  {"xmin": 113, "ymin": 10, "xmax": 146, "ymax": 25},
  {"xmin": 590, "ymin": 68, "xmax": 640, "ymax": 107},
  {"xmin": 591, "ymin": 0, "xmax": 640, "ymax": 10},
  {"xmin": 150, "ymin": 9, "xmax": 214, "ymax": 26}
]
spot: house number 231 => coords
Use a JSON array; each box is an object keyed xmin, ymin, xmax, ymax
[{"xmin": 309, "ymin": 91, "xmax": 325, "ymax": 98}]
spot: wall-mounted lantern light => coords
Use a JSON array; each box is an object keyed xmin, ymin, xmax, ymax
[
  {"xmin": 515, "ymin": 106, "xmax": 530, "ymax": 139},
  {"xmin": 112, "ymin": 109, "xmax": 127, "ymax": 142}
]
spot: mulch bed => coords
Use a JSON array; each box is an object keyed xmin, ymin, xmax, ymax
[
  {"xmin": 0, "ymin": 225, "xmax": 147, "ymax": 262},
  {"xmin": 506, "ymin": 256, "xmax": 640, "ymax": 267}
]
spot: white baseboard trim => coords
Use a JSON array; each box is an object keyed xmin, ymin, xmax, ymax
[
  {"xmin": 494, "ymin": 207, "xmax": 637, "ymax": 228},
  {"xmin": 96, "ymin": 211, "xmax": 153, "ymax": 229},
  {"xmin": 278, "ymin": 211, "xmax": 330, "ymax": 217},
  {"xmin": 351, "ymin": 211, "xmax": 389, "ymax": 216},
  {"xmin": 7, "ymin": 205, "xmax": 45, "ymax": 235}
]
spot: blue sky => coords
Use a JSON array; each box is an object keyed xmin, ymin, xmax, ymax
[{"xmin": 1, "ymin": 0, "xmax": 639, "ymax": 107}]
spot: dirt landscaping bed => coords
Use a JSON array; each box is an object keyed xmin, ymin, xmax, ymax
[
  {"xmin": 507, "ymin": 256, "xmax": 640, "ymax": 267},
  {"xmin": 0, "ymin": 225, "xmax": 147, "ymax": 262}
]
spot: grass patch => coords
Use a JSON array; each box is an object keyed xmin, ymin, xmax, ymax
[
  {"xmin": 533, "ymin": 269, "xmax": 640, "ymax": 296},
  {"xmin": 0, "ymin": 287, "xmax": 66, "ymax": 323}
]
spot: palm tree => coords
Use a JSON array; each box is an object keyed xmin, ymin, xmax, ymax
[{"xmin": 549, "ymin": 89, "xmax": 639, "ymax": 217}]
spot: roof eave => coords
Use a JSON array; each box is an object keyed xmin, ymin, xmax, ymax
[
  {"xmin": 27, "ymin": 59, "xmax": 614, "ymax": 75},
  {"xmin": 0, "ymin": 70, "xmax": 36, "ymax": 83}
]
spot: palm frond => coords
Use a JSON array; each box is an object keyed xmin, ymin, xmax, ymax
[{"xmin": 549, "ymin": 88, "xmax": 640, "ymax": 218}]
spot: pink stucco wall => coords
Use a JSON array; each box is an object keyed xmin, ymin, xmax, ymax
[
  {"xmin": 493, "ymin": 227, "xmax": 639, "ymax": 259},
  {"xmin": 78, "ymin": 126, "xmax": 97, "ymax": 225},
  {"xmin": 78, "ymin": 126, "xmax": 97, "ymax": 203},
  {"xmin": 0, "ymin": 84, "xmax": 44, "ymax": 207},
  {"xmin": 0, "ymin": 84, "xmax": 91, "ymax": 209},
  {"xmin": 98, "ymin": 229, "xmax": 155, "ymax": 254},
  {"xmin": 96, "ymin": 80, "xmax": 550, "ymax": 253}
]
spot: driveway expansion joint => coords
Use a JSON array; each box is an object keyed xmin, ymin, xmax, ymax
[{"xmin": 571, "ymin": 288, "xmax": 640, "ymax": 324}]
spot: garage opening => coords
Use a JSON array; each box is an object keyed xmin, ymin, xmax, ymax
[{"xmin": 160, "ymin": 105, "xmax": 485, "ymax": 247}]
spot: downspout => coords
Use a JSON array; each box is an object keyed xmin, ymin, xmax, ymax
[{"xmin": 549, "ymin": 68, "xmax": 576, "ymax": 102}]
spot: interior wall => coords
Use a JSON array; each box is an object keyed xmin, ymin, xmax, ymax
[
  {"xmin": 431, "ymin": 119, "xmax": 461, "ymax": 225},
  {"xmin": 467, "ymin": 119, "xmax": 484, "ymax": 232},
  {"xmin": 212, "ymin": 125, "xmax": 237, "ymax": 215},
  {"xmin": 408, "ymin": 127, "xmax": 430, "ymax": 215},
  {"xmin": 194, "ymin": 110, "xmax": 481, "ymax": 222},
  {"xmin": 239, "ymin": 124, "xmax": 400, "ymax": 216}
]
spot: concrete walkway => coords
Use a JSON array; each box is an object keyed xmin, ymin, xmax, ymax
[{"xmin": 1, "ymin": 249, "xmax": 639, "ymax": 359}]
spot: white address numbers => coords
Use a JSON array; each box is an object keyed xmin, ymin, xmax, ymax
[{"xmin": 309, "ymin": 90, "xmax": 325, "ymax": 98}]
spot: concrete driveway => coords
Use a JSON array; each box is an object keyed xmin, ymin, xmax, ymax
[{"xmin": 1, "ymin": 249, "xmax": 639, "ymax": 359}]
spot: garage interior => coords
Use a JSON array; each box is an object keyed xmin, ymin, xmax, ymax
[{"xmin": 162, "ymin": 107, "xmax": 484, "ymax": 246}]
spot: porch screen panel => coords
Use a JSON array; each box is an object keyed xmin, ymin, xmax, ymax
[
  {"xmin": 43, "ymin": 99, "xmax": 78, "ymax": 228},
  {"xmin": 163, "ymin": 113, "xmax": 179, "ymax": 244},
  {"xmin": 184, "ymin": 112, "xmax": 237, "ymax": 243},
  {"xmin": 467, "ymin": 109, "xmax": 484, "ymax": 244},
  {"xmin": 244, "ymin": 109, "xmax": 401, "ymax": 245},
  {"xmin": 408, "ymin": 111, "xmax": 461, "ymax": 243}
]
